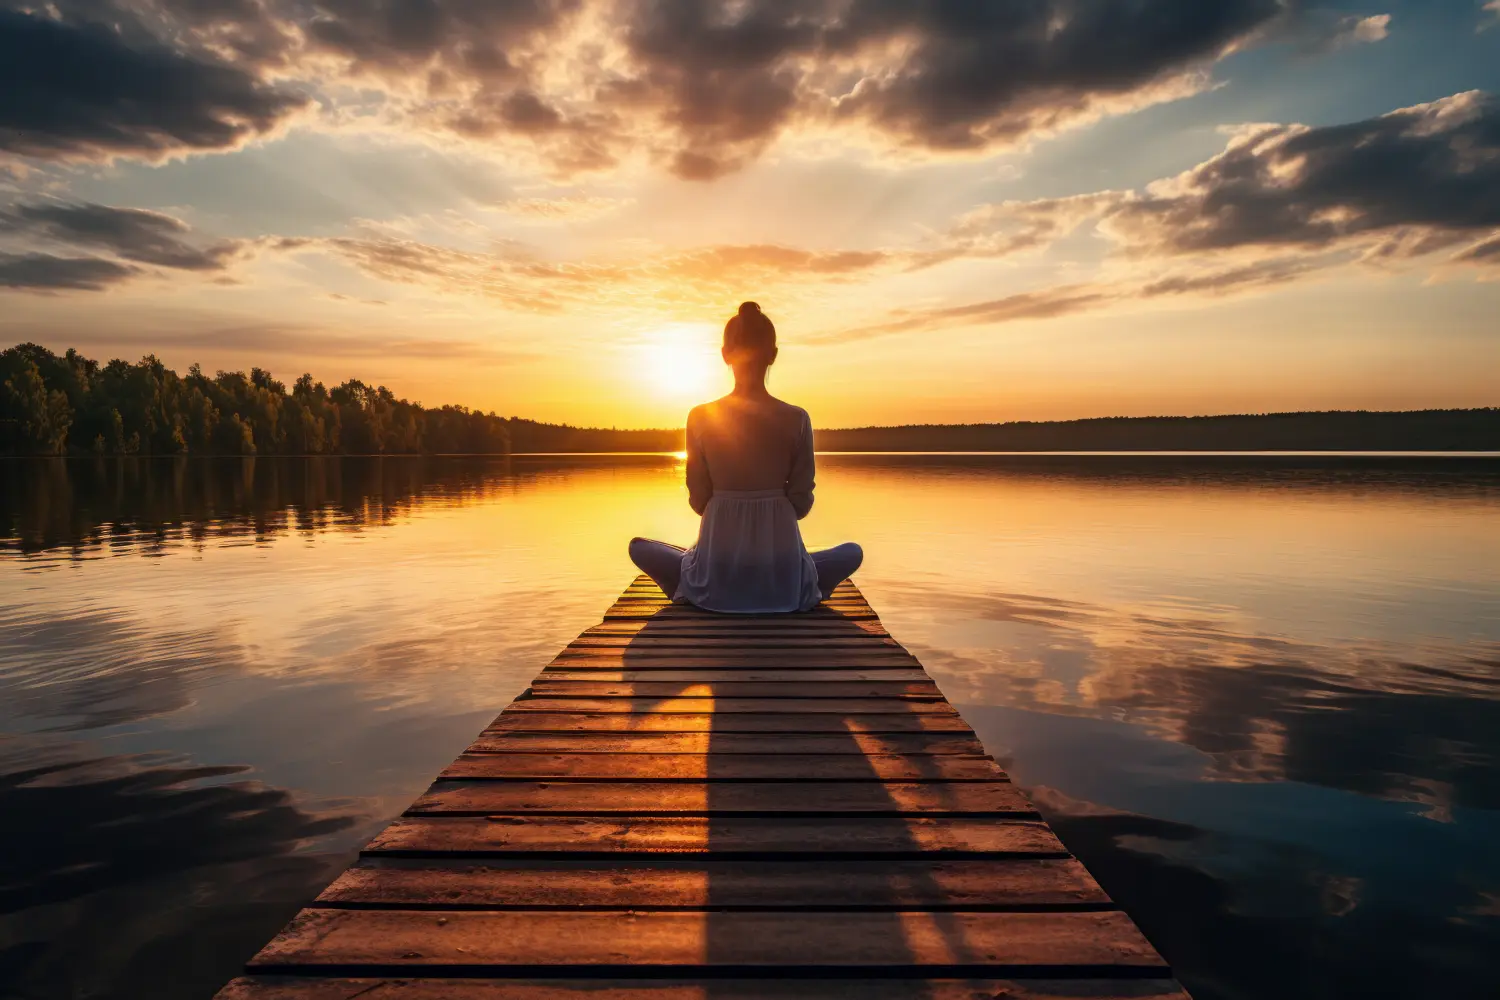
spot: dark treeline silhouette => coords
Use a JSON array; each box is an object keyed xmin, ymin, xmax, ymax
[
  {"xmin": 0, "ymin": 343, "xmax": 679, "ymax": 456},
  {"xmin": 4, "ymin": 343, "xmax": 1495, "ymax": 454},
  {"xmin": 817, "ymin": 411, "xmax": 1500, "ymax": 452}
]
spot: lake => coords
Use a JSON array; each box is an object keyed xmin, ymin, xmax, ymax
[{"xmin": 2, "ymin": 454, "xmax": 1499, "ymax": 1000}]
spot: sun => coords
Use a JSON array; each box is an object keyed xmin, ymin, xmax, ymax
[{"xmin": 637, "ymin": 326, "xmax": 720, "ymax": 399}]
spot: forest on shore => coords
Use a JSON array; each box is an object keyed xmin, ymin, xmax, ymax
[{"xmin": 2, "ymin": 343, "xmax": 1496, "ymax": 455}]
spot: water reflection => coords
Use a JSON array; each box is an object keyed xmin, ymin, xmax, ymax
[{"xmin": 1, "ymin": 454, "xmax": 1497, "ymax": 999}]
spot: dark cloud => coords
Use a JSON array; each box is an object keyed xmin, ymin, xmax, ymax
[
  {"xmin": 300, "ymin": 0, "xmax": 572, "ymax": 80},
  {"xmin": 610, "ymin": 0, "xmax": 1296, "ymax": 178},
  {"xmin": 1, "ymin": 202, "xmax": 241, "ymax": 270},
  {"xmin": 0, "ymin": 1, "xmax": 1328, "ymax": 178},
  {"xmin": 0, "ymin": 252, "xmax": 137, "ymax": 291},
  {"xmin": 0, "ymin": 7, "xmax": 307, "ymax": 163},
  {"xmin": 870, "ymin": 90, "xmax": 1500, "ymax": 340},
  {"xmin": 1105, "ymin": 90, "xmax": 1500, "ymax": 256}
]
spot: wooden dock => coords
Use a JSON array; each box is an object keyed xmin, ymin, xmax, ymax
[{"xmin": 219, "ymin": 576, "xmax": 1187, "ymax": 999}]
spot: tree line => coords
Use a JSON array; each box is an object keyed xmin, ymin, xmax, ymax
[
  {"xmin": 0, "ymin": 343, "xmax": 677, "ymax": 455},
  {"xmin": 816, "ymin": 410, "xmax": 1500, "ymax": 452},
  {"xmin": 4, "ymin": 342, "xmax": 1495, "ymax": 455}
]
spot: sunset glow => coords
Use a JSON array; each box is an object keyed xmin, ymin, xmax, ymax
[
  {"xmin": 636, "ymin": 327, "xmax": 723, "ymax": 402},
  {"xmin": 1, "ymin": 1, "xmax": 1497, "ymax": 427}
]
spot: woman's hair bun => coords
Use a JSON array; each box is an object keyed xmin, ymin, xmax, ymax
[{"xmin": 737, "ymin": 301, "xmax": 761, "ymax": 318}]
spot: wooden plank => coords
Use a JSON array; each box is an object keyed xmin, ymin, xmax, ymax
[
  {"xmin": 525, "ymin": 681, "xmax": 944, "ymax": 698},
  {"xmin": 364, "ymin": 815, "xmax": 1068, "ymax": 857},
  {"xmin": 481, "ymin": 713, "xmax": 974, "ymax": 733},
  {"xmin": 407, "ymin": 780, "xmax": 1036, "ymax": 816},
  {"xmin": 440, "ymin": 752, "xmax": 1006, "ymax": 780},
  {"xmin": 547, "ymin": 652, "xmax": 922, "ymax": 667},
  {"xmin": 221, "ymin": 979, "xmax": 1191, "ymax": 1000},
  {"xmin": 536, "ymin": 669, "xmax": 932, "ymax": 682},
  {"xmin": 316, "ymin": 858, "xmax": 1108, "ymax": 909},
  {"xmin": 502, "ymin": 698, "xmax": 959, "ymax": 715},
  {"xmin": 605, "ymin": 608, "xmax": 882, "ymax": 621},
  {"xmin": 247, "ymin": 909, "xmax": 1166, "ymax": 973},
  {"xmin": 588, "ymin": 620, "xmax": 890, "ymax": 634},
  {"xmin": 566, "ymin": 637, "xmax": 899, "ymax": 649},
  {"xmin": 459, "ymin": 732, "xmax": 988, "ymax": 755}
]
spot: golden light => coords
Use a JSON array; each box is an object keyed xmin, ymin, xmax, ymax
[{"xmin": 636, "ymin": 325, "xmax": 722, "ymax": 400}]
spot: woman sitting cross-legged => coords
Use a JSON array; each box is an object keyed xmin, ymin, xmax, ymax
[{"xmin": 629, "ymin": 301, "xmax": 863, "ymax": 613}]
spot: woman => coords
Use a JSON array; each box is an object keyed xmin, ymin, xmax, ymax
[{"xmin": 629, "ymin": 302, "xmax": 863, "ymax": 613}]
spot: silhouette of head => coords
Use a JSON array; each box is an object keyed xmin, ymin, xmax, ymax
[{"xmin": 722, "ymin": 301, "xmax": 778, "ymax": 373}]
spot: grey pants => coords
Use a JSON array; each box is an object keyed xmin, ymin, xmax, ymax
[{"xmin": 629, "ymin": 537, "xmax": 864, "ymax": 603}]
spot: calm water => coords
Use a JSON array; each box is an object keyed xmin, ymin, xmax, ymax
[{"xmin": 3, "ymin": 455, "xmax": 1499, "ymax": 999}]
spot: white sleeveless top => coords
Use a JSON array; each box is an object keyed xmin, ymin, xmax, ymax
[{"xmin": 675, "ymin": 489, "xmax": 821, "ymax": 613}]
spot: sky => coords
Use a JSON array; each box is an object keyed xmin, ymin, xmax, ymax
[{"xmin": 1, "ymin": 0, "xmax": 1498, "ymax": 428}]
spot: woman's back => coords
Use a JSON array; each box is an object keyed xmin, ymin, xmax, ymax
[{"xmin": 687, "ymin": 395, "xmax": 813, "ymax": 510}]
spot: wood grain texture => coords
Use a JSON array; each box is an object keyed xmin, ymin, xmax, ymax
[
  {"xmin": 536, "ymin": 668, "xmax": 932, "ymax": 681},
  {"xmin": 458, "ymin": 732, "xmax": 989, "ymax": 755},
  {"xmin": 248, "ymin": 909, "xmax": 1165, "ymax": 972},
  {"xmin": 503, "ymin": 697, "xmax": 959, "ymax": 715},
  {"xmin": 363, "ymin": 815, "xmax": 1069, "ymax": 857},
  {"xmin": 406, "ymin": 780, "xmax": 1037, "ymax": 816},
  {"xmin": 480, "ymin": 712, "xmax": 975, "ymax": 732},
  {"xmin": 220, "ymin": 978, "xmax": 1191, "ymax": 1000},
  {"xmin": 525, "ymin": 681, "xmax": 944, "ymax": 698},
  {"xmin": 439, "ymin": 752, "xmax": 1007, "ymax": 780},
  {"xmin": 216, "ymin": 578, "xmax": 1185, "ymax": 999},
  {"xmin": 315, "ymin": 858, "xmax": 1109, "ymax": 909}
]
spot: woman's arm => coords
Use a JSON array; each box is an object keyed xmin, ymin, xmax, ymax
[
  {"xmin": 685, "ymin": 408, "xmax": 712, "ymax": 515},
  {"xmin": 787, "ymin": 409, "xmax": 815, "ymax": 519}
]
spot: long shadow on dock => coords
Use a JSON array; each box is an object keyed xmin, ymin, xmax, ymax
[{"xmin": 610, "ymin": 598, "xmax": 988, "ymax": 995}]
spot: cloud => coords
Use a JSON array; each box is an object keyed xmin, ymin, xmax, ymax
[
  {"xmin": 0, "ymin": 1, "xmax": 1332, "ymax": 179},
  {"xmin": 829, "ymin": 91, "xmax": 1500, "ymax": 340},
  {"xmin": 0, "ymin": 202, "xmax": 242, "ymax": 270},
  {"xmin": 959, "ymin": 90, "xmax": 1500, "ymax": 267},
  {"xmin": 280, "ymin": 232, "xmax": 932, "ymax": 314},
  {"xmin": 948, "ymin": 192, "xmax": 1129, "ymax": 257},
  {"xmin": 36, "ymin": 321, "xmax": 536, "ymax": 365},
  {"xmin": 816, "ymin": 256, "xmax": 1323, "ymax": 341},
  {"xmin": 0, "ymin": 252, "xmax": 137, "ymax": 290},
  {"xmin": 608, "ymin": 0, "xmax": 1296, "ymax": 178},
  {"xmin": 1102, "ymin": 91, "xmax": 1500, "ymax": 258},
  {"xmin": 0, "ymin": 7, "xmax": 308, "ymax": 164},
  {"xmin": 1268, "ymin": 9, "xmax": 1391, "ymax": 52}
]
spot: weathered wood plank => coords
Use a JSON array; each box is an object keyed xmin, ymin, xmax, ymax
[
  {"xmin": 481, "ymin": 713, "xmax": 974, "ymax": 732},
  {"xmin": 525, "ymin": 681, "xmax": 944, "ymax": 698},
  {"xmin": 588, "ymin": 620, "xmax": 890, "ymax": 634},
  {"xmin": 220, "ymin": 977, "xmax": 1191, "ymax": 1000},
  {"xmin": 605, "ymin": 607, "xmax": 882, "ymax": 621},
  {"xmin": 364, "ymin": 815, "xmax": 1068, "ymax": 857},
  {"xmin": 536, "ymin": 669, "xmax": 932, "ymax": 682},
  {"xmin": 440, "ymin": 752, "xmax": 1006, "ymax": 780},
  {"xmin": 315, "ymin": 858, "xmax": 1108, "ymax": 909},
  {"xmin": 547, "ymin": 651, "xmax": 923, "ymax": 667},
  {"xmin": 460, "ymin": 732, "xmax": 988, "ymax": 755},
  {"xmin": 566, "ymin": 637, "xmax": 899, "ymax": 649},
  {"xmin": 247, "ymin": 909, "xmax": 1165, "ymax": 972},
  {"xmin": 502, "ymin": 698, "xmax": 959, "ymax": 715},
  {"xmin": 407, "ymin": 780, "xmax": 1035, "ymax": 816}
]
